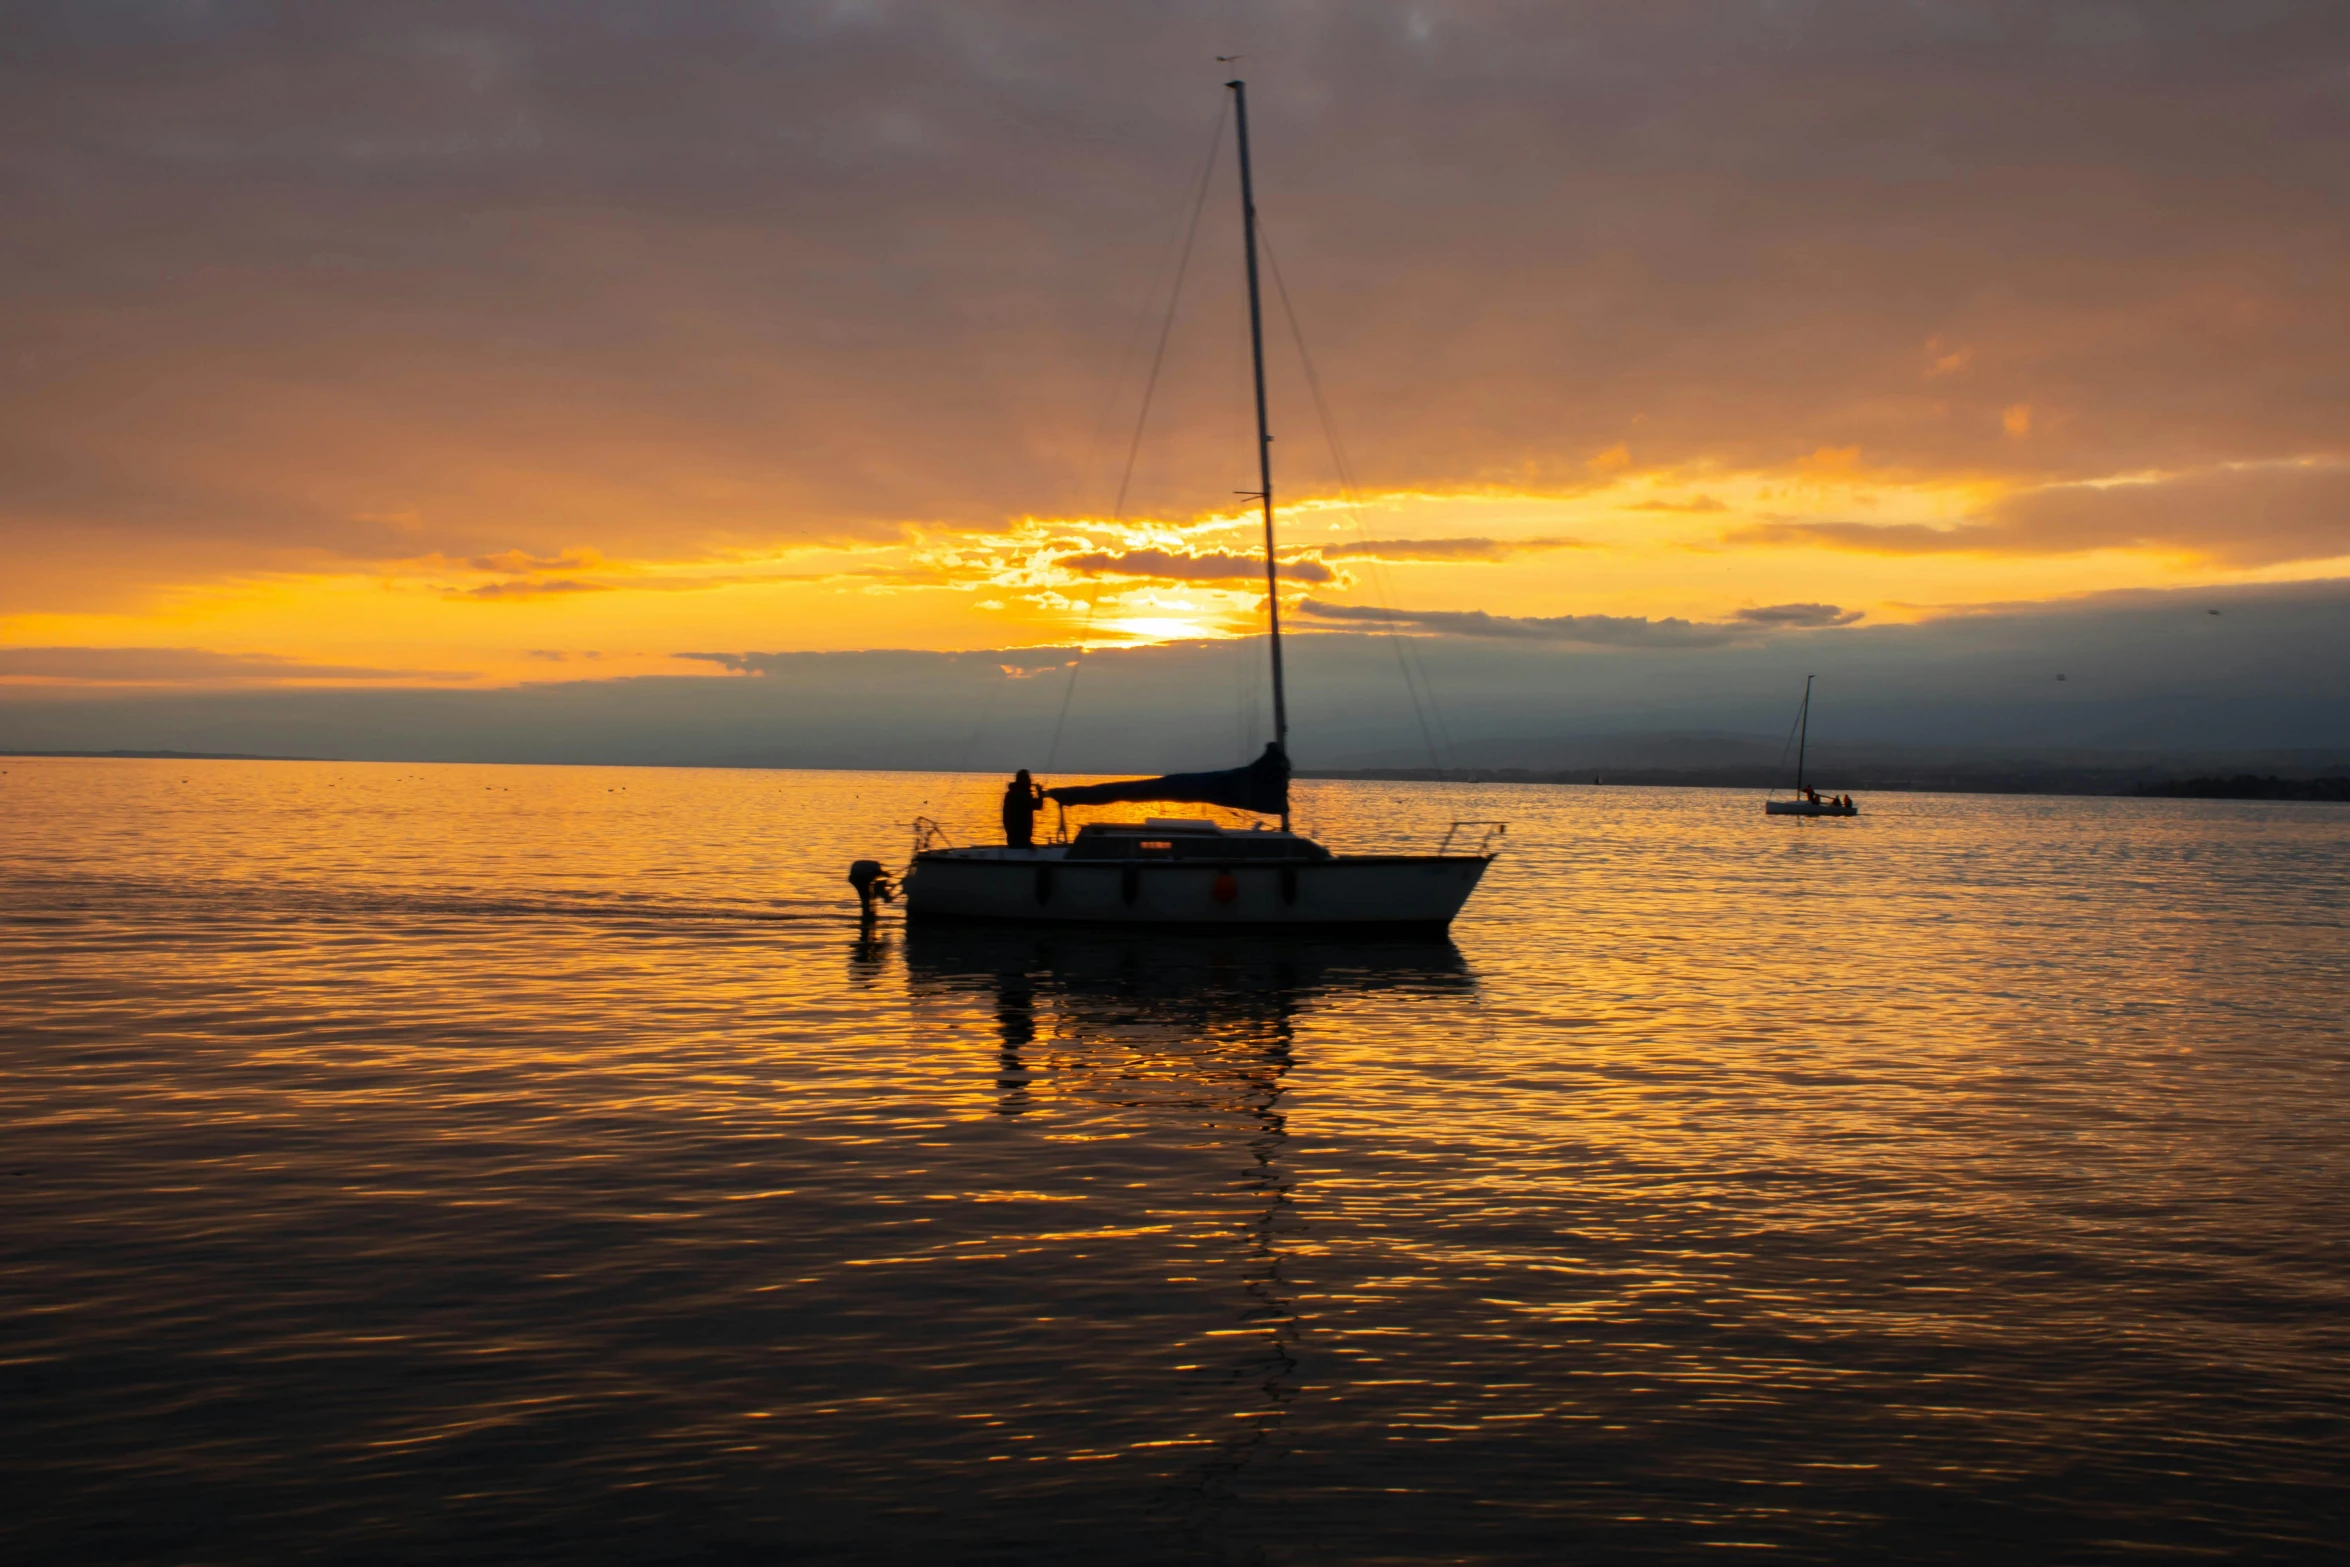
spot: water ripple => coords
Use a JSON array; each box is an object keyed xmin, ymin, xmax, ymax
[{"xmin": 2, "ymin": 757, "xmax": 2345, "ymax": 1562}]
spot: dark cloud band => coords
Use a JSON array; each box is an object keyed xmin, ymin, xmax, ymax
[
  {"xmin": 1298, "ymin": 598, "xmax": 1861, "ymax": 645},
  {"xmin": 0, "ymin": 647, "xmax": 462, "ymax": 684},
  {"xmin": 1319, "ymin": 536, "xmax": 1591, "ymax": 561}
]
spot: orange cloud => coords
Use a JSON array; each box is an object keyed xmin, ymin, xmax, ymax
[
  {"xmin": 1056, "ymin": 549, "xmax": 1336, "ymax": 584},
  {"xmin": 1626, "ymin": 496, "xmax": 1728, "ymax": 513},
  {"xmin": 1318, "ymin": 536, "xmax": 1591, "ymax": 561},
  {"xmin": 1798, "ymin": 445, "xmax": 1864, "ymax": 479},
  {"xmin": 452, "ymin": 578, "xmax": 615, "ymax": 601},
  {"xmin": 1725, "ymin": 462, "xmax": 2350, "ymax": 567},
  {"xmin": 466, "ymin": 548, "xmax": 614, "ymax": 576}
]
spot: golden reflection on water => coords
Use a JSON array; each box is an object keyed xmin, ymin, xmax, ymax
[{"xmin": 2, "ymin": 757, "xmax": 2346, "ymax": 1561}]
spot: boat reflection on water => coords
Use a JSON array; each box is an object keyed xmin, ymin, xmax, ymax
[
  {"xmin": 900, "ymin": 923, "xmax": 1473, "ymax": 1542},
  {"xmin": 902, "ymin": 923, "xmax": 1473, "ymax": 1115}
]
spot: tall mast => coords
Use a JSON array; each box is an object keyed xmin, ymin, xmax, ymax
[
  {"xmin": 1228, "ymin": 79, "xmax": 1290, "ymax": 795},
  {"xmin": 1795, "ymin": 675, "xmax": 1812, "ymax": 795}
]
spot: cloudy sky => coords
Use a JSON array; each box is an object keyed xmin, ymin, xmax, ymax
[{"xmin": 4, "ymin": 1, "xmax": 2348, "ymax": 756}]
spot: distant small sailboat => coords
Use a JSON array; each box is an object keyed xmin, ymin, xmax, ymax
[
  {"xmin": 1764, "ymin": 675, "xmax": 1857, "ymax": 818},
  {"xmin": 859, "ymin": 81, "xmax": 1499, "ymax": 933}
]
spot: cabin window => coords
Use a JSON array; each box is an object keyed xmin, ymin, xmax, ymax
[{"xmin": 1140, "ymin": 840, "xmax": 1173, "ymax": 851}]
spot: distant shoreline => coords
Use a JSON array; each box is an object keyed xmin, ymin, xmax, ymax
[
  {"xmin": 7, "ymin": 750, "xmax": 2346, "ymax": 802},
  {"xmin": 2128, "ymin": 774, "xmax": 2350, "ymax": 802},
  {"xmin": 1301, "ymin": 767, "xmax": 2350, "ymax": 802},
  {"xmin": 2, "ymin": 748, "xmax": 314, "ymax": 762}
]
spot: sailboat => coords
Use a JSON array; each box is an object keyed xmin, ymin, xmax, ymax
[
  {"xmin": 882, "ymin": 80, "xmax": 1498, "ymax": 934},
  {"xmin": 1763, "ymin": 675, "xmax": 1858, "ymax": 817}
]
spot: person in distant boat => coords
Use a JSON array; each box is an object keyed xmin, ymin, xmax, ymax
[{"xmin": 1001, "ymin": 769, "xmax": 1044, "ymax": 849}]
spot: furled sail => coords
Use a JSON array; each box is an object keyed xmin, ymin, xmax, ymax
[{"xmin": 1043, "ymin": 742, "xmax": 1289, "ymax": 816}]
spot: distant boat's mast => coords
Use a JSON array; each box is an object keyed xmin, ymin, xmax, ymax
[
  {"xmin": 1795, "ymin": 675, "xmax": 1812, "ymax": 795},
  {"xmin": 1228, "ymin": 79, "xmax": 1290, "ymax": 802}
]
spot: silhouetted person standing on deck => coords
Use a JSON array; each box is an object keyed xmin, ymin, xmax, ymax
[{"xmin": 1001, "ymin": 769, "xmax": 1043, "ymax": 849}]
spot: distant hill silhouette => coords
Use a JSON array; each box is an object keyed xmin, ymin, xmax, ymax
[
  {"xmin": 1305, "ymin": 736, "xmax": 2350, "ymax": 798},
  {"xmin": 2133, "ymin": 774, "xmax": 2350, "ymax": 801}
]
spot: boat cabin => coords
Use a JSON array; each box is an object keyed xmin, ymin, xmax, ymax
[{"xmin": 1062, "ymin": 818, "xmax": 1331, "ymax": 863}]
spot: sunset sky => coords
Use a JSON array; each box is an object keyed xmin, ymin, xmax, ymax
[{"xmin": 5, "ymin": 2, "xmax": 2349, "ymax": 757}]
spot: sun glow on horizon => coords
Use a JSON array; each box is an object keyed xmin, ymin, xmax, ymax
[
  {"xmin": 8, "ymin": 455, "xmax": 2350, "ymax": 690},
  {"xmin": 1096, "ymin": 614, "xmax": 1248, "ymax": 645}
]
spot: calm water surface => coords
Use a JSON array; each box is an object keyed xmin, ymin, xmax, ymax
[{"xmin": 3, "ymin": 758, "xmax": 2345, "ymax": 1562}]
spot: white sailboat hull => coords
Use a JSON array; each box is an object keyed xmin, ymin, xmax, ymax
[
  {"xmin": 1764, "ymin": 799, "xmax": 1857, "ymax": 817},
  {"xmin": 904, "ymin": 848, "xmax": 1492, "ymax": 932}
]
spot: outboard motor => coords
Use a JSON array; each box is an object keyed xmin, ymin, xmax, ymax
[{"xmin": 847, "ymin": 859, "xmax": 897, "ymax": 919}]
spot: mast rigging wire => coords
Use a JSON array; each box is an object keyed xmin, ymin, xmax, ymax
[
  {"xmin": 1772, "ymin": 683, "xmax": 1808, "ymax": 793},
  {"xmin": 1044, "ymin": 101, "xmax": 1229, "ymax": 773},
  {"xmin": 953, "ymin": 658, "xmax": 1009, "ymax": 775},
  {"xmin": 1258, "ymin": 224, "xmax": 1453, "ymax": 774}
]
